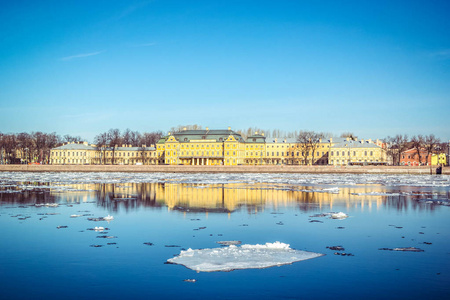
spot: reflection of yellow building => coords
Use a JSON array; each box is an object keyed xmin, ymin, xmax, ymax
[
  {"xmin": 431, "ymin": 153, "xmax": 447, "ymax": 166},
  {"xmin": 46, "ymin": 182, "xmax": 388, "ymax": 213}
]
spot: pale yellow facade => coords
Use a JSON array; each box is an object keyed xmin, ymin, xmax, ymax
[
  {"xmin": 49, "ymin": 128, "xmax": 389, "ymax": 166},
  {"xmin": 329, "ymin": 139, "xmax": 387, "ymax": 166}
]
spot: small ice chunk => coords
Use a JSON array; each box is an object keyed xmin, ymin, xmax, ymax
[
  {"xmin": 331, "ymin": 212, "xmax": 348, "ymax": 219},
  {"xmin": 103, "ymin": 215, "xmax": 114, "ymax": 221},
  {"xmin": 216, "ymin": 241, "xmax": 242, "ymax": 246},
  {"xmin": 167, "ymin": 241, "xmax": 324, "ymax": 272}
]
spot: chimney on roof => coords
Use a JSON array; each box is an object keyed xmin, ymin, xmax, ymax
[
  {"xmin": 168, "ymin": 132, "xmax": 171, "ymax": 135},
  {"xmin": 206, "ymin": 127, "xmax": 209, "ymax": 131},
  {"xmin": 228, "ymin": 126, "xmax": 231, "ymax": 131},
  {"xmin": 262, "ymin": 133, "xmax": 265, "ymax": 136},
  {"xmin": 255, "ymin": 131, "xmax": 258, "ymax": 135},
  {"xmin": 346, "ymin": 137, "xmax": 350, "ymax": 141},
  {"xmin": 361, "ymin": 139, "xmax": 364, "ymax": 143},
  {"xmin": 142, "ymin": 144, "xmax": 146, "ymax": 148},
  {"xmin": 151, "ymin": 144, "xmax": 155, "ymax": 147},
  {"xmin": 330, "ymin": 137, "xmax": 333, "ymax": 143},
  {"xmin": 183, "ymin": 127, "xmax": 187, "ymax": 131},
  {"xmin": 368, "ymin": 139, "xmax": 372, "ymax": 143}
]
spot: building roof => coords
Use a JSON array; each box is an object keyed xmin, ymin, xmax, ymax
[
  {"xmin": 245, "ymin": 133, "xmax": 266, "ymax": 143},
  {"xmin": 331, "ymin": 140, "xmax": 381, "ymax": 149},
  {"xmin": 52, "ymin": 143, "xmax": 95, "ymax": 150},
  {"xmin": 171, "ymin": 129, "xmax": 245, "ymax": 143},
  {"xmin": 52, "ymin": 143, "xmax": 155, "ymax": 151}
]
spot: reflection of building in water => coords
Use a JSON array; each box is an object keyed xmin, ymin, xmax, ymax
[
  {"xmin": 40, "ymin": 182, "xmax": 441, "ymax": 214},
  {"xmin": 161, "ymin": 183, "xmax": 388, "ymax": 213}
]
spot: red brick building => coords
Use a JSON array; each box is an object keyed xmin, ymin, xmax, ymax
[{"xmin": 400, "ymin": 148, "xmax": 431, "ymax": 166}]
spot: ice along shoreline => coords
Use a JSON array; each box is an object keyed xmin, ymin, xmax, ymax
[{"xmin": 0, "ymin": 165, "xmax": 448, "ymax": 174}]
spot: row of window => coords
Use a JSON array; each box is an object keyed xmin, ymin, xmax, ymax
[
  {"xmin": 52, "ymin": 152, "xmax": 87, "ymax": 157},
  {"xmin": 332, "ymin": 151, "xmax": 374, "ymax": 157}
]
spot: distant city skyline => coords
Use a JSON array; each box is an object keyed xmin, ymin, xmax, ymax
[{"xmin": 1, "ymin": 0, "xmax": 449, "ymax": 142}]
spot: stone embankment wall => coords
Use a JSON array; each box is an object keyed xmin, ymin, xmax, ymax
[{"xmin": 0, "ymin": 165, "xmax": 448, "ymax": 174}]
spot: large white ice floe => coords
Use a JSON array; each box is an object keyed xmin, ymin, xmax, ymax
[{"xmin": 167, "ymin": 241, "xmax": 324, "ymax": 272}]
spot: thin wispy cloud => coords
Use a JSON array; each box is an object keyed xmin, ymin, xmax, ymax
[
  {"xmin": 60, "ymin": 51, "xmax": 104, "ymax": 61},
  {"xmin": 116, "ymin": 1, "xmax": 153, "ymax": 20}
]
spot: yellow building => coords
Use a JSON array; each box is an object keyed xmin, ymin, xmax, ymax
[
  {"xmin": 329, "ymin": 138, "xmax": 387, "ymax": 166},
  {"xmin": 431, "ymin": 153, "xmax": 447, "ymax": 166},
  {"xmin": 244, "ymin": 132, "xmax": 266, "ymax": 165},
  {"xmin": 49, "ymin": 128, "xmax": 388, "ymax": 167},
  {"xmin": 50, "ymin": 142, "xmax": 158, "ymax": 165},
  {"xmin": 158, "ymin": 127, "xmax": 245, "ymax": 165}
]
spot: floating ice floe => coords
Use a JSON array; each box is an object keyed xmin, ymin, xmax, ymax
[
  {"xmin": 0, "ymin": 172, "xmax": 449, "ymax": 188},
  {"xmin": 330, "ymin": 212, "xmax": 348, "ymax": 219},
  {"xmin": 216, "ymin": 240, "xmax": 242, "ymax": 246},
  {"xmin": 70, "ymin": 214, "xmax": 82, "ymax": 218},
  {"xmin": 103, "ymin": 215, "xmax": 114, "ymax": 221},
  {"xmin": 167, "ymin": 241, "xmax": 324, "ymax": 272},
  {"xmin": 351, "ymin": 192, "xmax": 401, "ymax": 196},
  {"xmin": 379, "ymin": 247, "xmax": 424, "ymax": 252}
]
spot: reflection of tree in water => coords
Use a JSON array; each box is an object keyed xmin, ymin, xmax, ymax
[
  {"xmin": 0, "ymin": 182, "xmax": 57, "ymax": 205},
  {"xmin": 382, "ymin": 186, "xmax": 448, "ymax": 212},
  {"xmin": 95, "ymin": 183, "xmax": 162, "ymax": 213}
]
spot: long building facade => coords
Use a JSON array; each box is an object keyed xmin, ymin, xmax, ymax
[{"xmin": 50, "ymin": 127, "xmax": 387, "ymax": 166}]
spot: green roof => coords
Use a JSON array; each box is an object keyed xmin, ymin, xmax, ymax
[{"xmin": 171, "ymin": 129, "xmax": 245, "ymax": 143}]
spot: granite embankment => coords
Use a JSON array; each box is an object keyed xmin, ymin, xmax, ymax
[{"xmin": 0, "ymin": 165, "xmax": 448, "ymax": 174}]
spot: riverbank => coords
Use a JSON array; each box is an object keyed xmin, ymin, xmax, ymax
[{"xmin": 0, "ymin": 165, "xmax": 448, "ymax": 174}]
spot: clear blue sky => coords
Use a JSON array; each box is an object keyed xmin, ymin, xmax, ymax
[{"xmin": 1, "ymin": 0, "xmax": 449, "ymax": 142}]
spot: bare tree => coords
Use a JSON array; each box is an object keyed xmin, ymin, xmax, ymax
[
  {"xmin": 340, "ymin": 132, "xmax": 357, "ymax": 140},
  {"xmin": 94, "ymin": 132, "xmax": 108, "ymax": 165},
  {"xmin": 140, "ymin": 131, "xmax": 163, "ymax": 147},
  {"xmin": 411, "ymin": 135, "xmax": 425, "ymax": 165},
  {"xmin": 384, "ymin": 134, "xmax": 409, "ymax": 165},
  {"xmin": 129, "ymin": 130, "xmax": 141, "ymax": 146},
  {"xmin": 63, "ymin": 134, "xmax": 82, "ymax": 143},
  {"xmin": 108, "ymin": 129, "xmax": 122, "ymax": 165},
  {"xmin": 297, "ymin": 131, "xmax": 324, "ymax": 165},
  {"xmin": 424, "ymin": 134, "xmax": 440, "ymax": 164}
]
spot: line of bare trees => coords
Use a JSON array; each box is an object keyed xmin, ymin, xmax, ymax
[
  {"xmin": 93, "ymin": 128, "xmax": 163, "ymax": 165},
  {"xmin": 0, "ymin": 129, "xmax": 164, "ymax": 165},
  {"xmin": 0, "ymin": 132, "xmax": 81, "ymax": 164},
  {"xmin": 383, "ymin": 134, "xmax": 447, "ymax": 165}
]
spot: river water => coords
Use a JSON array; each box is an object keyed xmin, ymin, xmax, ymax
[{"xmin": 0, "ymin": 172, "xmax": 449, "ymax": 299}]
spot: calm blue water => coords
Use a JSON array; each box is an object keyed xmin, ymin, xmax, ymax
[{"xmin": 0, "ymin": 172, "xmax": 449, "ymax": 299}]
